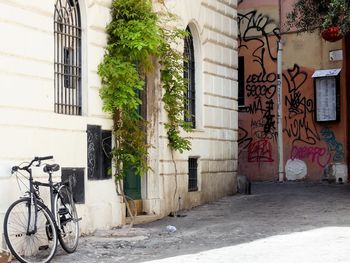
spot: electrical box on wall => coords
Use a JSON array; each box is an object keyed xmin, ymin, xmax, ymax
[
  {"xmin": 312, "ymin": 68, "xmax": 341, "ymax": 122},
  {"xmin": 62, "ymin": 168, "xmax": 85, "ymax": 204},
  {"xmin": 329, "ymin": 49, "xmax": 343, "ymax": 61},
  {"xmin": 333, "ymin": 163, "xmax": 348, "ymax": 184}
]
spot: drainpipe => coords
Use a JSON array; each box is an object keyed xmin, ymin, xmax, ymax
[{"xmin": 277, "ymin": 40, "xmax": 284, "ymax": 182}]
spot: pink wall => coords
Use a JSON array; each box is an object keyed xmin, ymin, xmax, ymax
[
  {"xmin": 280, "ymin": 0, "xmax": 298, "ymax": 32},
  {"xmin": 238, "ymin": 1, "xmax": 347, "ymax": 181},
  {"xmin": 239, "ymin": 0, "xmax": 279, "ymax": 9}
]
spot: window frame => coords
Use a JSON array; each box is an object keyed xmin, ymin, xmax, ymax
[
  {"xmin": 54, "ymin": 0, "xmax": 82, "ymax": 115},
  {"xmin": 184, "ymin": 26, "xmax": 196, "ymax": 128},
  {"xmin": 188, "ymin": 157, "xmax": 198, "ymax": 192}
]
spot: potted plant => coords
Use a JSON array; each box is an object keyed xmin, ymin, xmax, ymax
[{"xmin": 321, "ymin": 26, "xmax": 342, "ymax": 42}]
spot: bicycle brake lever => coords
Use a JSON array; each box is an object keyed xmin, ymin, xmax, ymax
[{"xmin": 11, "ymin": 166, "xmax": 19, "ymax": 173}]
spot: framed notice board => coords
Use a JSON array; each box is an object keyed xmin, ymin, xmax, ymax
[{"xmin": 312, "ymin": 68, "xmax": 341, "ymax": 122}]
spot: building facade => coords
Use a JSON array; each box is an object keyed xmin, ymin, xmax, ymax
[
  {"xmin": 0, "ymin": 0, "xmax": 238, "ymax": 241},
  {"xmin": 238, "ymin": 0, "xmax": 347, "ymax": 181}
]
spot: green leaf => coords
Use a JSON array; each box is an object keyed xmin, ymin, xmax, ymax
[{"xmin": 98, "ymin": 0, "xmax": 192, "ymax": 183}]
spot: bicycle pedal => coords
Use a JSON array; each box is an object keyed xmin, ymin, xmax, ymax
[
  {"xmin": 39, "ymin": 245, "xmax": 49, "ymax": 251},
  {"xmin": 60, "ymin": 216, "xmax": 71, "ymax": 224},
  {"xmin": 58, "ymin": 208, "xmax": 69, "ymax": 215}
]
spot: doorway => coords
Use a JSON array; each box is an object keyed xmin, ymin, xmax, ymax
[{"xmin": 124, "ymin": 83, "xmax": 147, "ymax": 216}]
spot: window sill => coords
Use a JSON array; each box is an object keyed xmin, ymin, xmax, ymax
[{"xmin": 191, "ymin": 127, "xmax": 205, "ymax": 133}]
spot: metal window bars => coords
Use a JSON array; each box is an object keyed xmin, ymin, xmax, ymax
[
  {"xmin": 54, "ymin": 0, "xmax": 82, "ymax": 115},
  {"xmin": 184, "ymin": 26, "xmax": 196, "ymax": 128},
  {"xmin": 188, "ymin": 158, "xmax": 198, "ymax": 192}
]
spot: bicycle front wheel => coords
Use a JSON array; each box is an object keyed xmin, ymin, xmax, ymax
[
  {"xmin": 55, "ymin": 185, "xmax": 79, "ymax": 253},
  {"xmin": 3, "ymin": 198, "xmax": 57, "ymax": 263}
]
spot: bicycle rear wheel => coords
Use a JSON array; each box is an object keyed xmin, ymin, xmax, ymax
[
  {"xmin": 3, "ymin": 198, "xmax": 57, "ymax": 263},
  {"xmin": 55, "ymin": 185, "xmax": 79, "ymax": 253}
]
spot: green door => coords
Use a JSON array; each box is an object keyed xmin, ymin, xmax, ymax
[
  {"xmin": 124, "ymin": 167, "xmax": 141, "ymax": 199},
  {"xmin": 124, "ymin": 82, "xmax": 147, "ymax": 200}
]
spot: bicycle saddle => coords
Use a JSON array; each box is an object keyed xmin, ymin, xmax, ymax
[{"xmin": 43, "ymin": 164, "xmax": 60, "ymax": 173}]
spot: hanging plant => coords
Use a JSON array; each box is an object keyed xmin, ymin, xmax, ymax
[
  {"xmin": 321, "ymin": 26, "xmax": 343, "ymax": 42},
  {"xmin": 287, "ymin": 0, "xmax": 350, "ymax": 40}
]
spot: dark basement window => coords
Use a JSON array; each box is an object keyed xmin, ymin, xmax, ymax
[{"xmin": 188, "ymin": 157, "xmax": 198, "ymax": 192}]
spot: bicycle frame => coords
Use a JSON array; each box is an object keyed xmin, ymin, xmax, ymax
[
  {"xmin": 12, "ymin": 156, "xmax": 61, "ymax": 235},
  {"xmin": 6, "ymin": 155, "xmax": 80, "ymax": 263},
  {"xmin": 33, "ymin": 172, "xmax": 76, "ymax": 231},
  {"xmin": 24, "ymin": 166, "xmax": 56, "ymax": 235},
  {"xmin": 26, "ymin": 168, "xmax": 38, "ymax": 235}
]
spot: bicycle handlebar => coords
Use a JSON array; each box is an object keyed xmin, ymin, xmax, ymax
[
  {"xmin": 34, "ymin": 156, "xmax": 53, "ymax": 161},
  {"xmin": 12, "ymin": 156, "xmax": 54, "ymax": 173}
]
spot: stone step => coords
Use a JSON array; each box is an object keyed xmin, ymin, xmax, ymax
[{"xmin": 125, "ymin": 214, "xmax": 162, "ymax": 225}]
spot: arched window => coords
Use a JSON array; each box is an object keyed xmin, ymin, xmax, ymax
[
  {"xmin": 54, "ymin": 0, "xmax": 82, "ymax": 115},
  {"xmin": 184, "ymin": 26, "xmax": 196, "ymax": 128}
]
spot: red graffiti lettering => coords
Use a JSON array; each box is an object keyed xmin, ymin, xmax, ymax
[
  {"xmin": 248, "ymin": 140, "xmax": 274, "ymax": 163},
  {"xmin": 290, "ymin": 146, "xmax": 331, "ymax": 168}
]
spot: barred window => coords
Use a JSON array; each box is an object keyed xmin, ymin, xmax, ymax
[
  {"xmin": 188, "ymin": 158, "xmax": 198, "ymax": 192},
  {"xmin": 184, "ymin": 26, "xmax": 196, "ymax": 128},
  {"xmin": 54, "ymin": 0, "xmax": 82, "ymax": 115}
]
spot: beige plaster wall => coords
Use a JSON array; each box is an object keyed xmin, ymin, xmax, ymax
[
  {"xmin": 145, "ymin": 0, "xmax": 238, "ymax": 216},
  {"xmin": 0, "ymin": 0, "xmax": 122, "ymax": 241}
]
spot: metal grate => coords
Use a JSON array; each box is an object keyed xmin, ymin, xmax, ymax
[
  {"xmin": 61, "ymin": 167, "xmax": 85, "ymax": 204},
  {"xmin": 87, "ymin": 125, "xmax": 112, "ymax": 180},
  {"xmin": 54, "ymin": 0, "xmax": 82, "ymax": 115},
  {"xmin": 184, "ymin": 26, "xmax": 196, "ymax": 128},
  {"xmin": 188, "ymin": 158, "xmax": 198, "ymax": 192}
]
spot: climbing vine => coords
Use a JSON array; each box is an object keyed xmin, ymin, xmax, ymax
[
  {"xmin": 159, "ymin": 13, "xmax": 192, "ymax": 153},
  {"xmin": 98, "ymin": 0, "xmax": 192, "ymax": 184}
]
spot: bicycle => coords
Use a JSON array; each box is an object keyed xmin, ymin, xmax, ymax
[{"xmin": 3, "ymin": 156, "xmax": 81, "ymax": 263}]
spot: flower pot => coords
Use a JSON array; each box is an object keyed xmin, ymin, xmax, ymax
[{"xmin": 321, "ymin": 26, "xmax": 343, "ymax": 42}]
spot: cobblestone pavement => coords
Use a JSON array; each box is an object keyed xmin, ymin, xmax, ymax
[{"xmin": 52, "ymin": 182, "xmax": 350, "ymax": 262}]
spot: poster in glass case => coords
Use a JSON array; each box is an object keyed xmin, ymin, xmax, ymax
[
  {"xmin": 312, "ymin": 69, "xmax": 340, "ymax": 122},
  {"xmin": 315, "ymin": 77, "xmax": 336, "ymax": 121}
]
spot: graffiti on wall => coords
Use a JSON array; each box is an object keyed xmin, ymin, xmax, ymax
[
  {"xmin": 283, "ymin": 64, "xmax": 320, "ymax": 146},
  {"xmin": 289, "ymin": 127, "xmax": 344, "ymax": 168},
  {"xmin": 290, "ymin": 145, "xmax": 331, "ymax": 168},
  {"xmin": 248, "ymin": 139, "xmax": 273, "ymax": 164},
  {"xmin": 320, "ymin": 128, "xmax": 344, "ymax": 162},
  {"xmin": 238, "ymin": 10, "xmax": 279, "ymax": 164},
  {"xmin": 238, "ymin": 126, "xmax": 253, "ymax": 154},
  {"xmin": 238, "ymin": 10, "xmax": 280, "ymax": 63},
  {"xmin": 238, "ymin": 10, "xmax": 344, "ymax": 178},
  {"xmin": 282, "ymin": 66, "xmax": 341, "ymax": 170}
]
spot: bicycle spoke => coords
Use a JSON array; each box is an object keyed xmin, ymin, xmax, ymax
[
  {"xmin": 4, "ymin": 199, "xmax": 57, "ymax": 262},
  {"xmin": 56, "ymin": 184, "xmax": 79, "ymax": 253},
  {"xmin": 4, "ymin": 157, "xmax": 60, "ymax": 262}
]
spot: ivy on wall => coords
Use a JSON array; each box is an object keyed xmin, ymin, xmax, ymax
[{"xmin": 98, "ymin": 0, "xmax": 192, "ymax": 185}]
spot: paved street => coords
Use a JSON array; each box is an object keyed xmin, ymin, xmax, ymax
[{"xmin": 53, "ymin": 182, "xmax": 350, "ymax": 263}]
